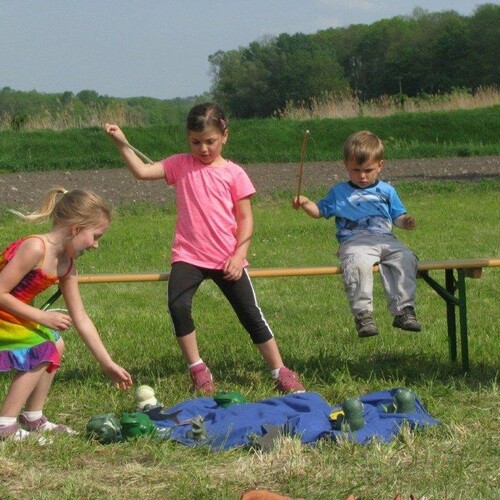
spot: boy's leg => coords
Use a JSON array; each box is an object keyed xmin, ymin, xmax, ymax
[
  {"xmin": 338, "ymin": 238, "xmax": 382, "ymax": 337},
  {"xmin": 378, "ymin": 238, "xmax": 418, "ymax": 315},
  {"xmin": 378, "ymin": 238, "xmax": 421, "ymax": 331},
  {"xmin": 338, "ymin": 238, "xmax": 381, "ymax": 316}
]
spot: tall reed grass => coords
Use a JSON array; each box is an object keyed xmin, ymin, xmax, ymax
[
  {"xmin": 0, "ymin": 101, "xmax": 147, "ymax": 131},
  {"xmin": 276, "ymin": 86, "xmax": 500, "ymax": 120}
]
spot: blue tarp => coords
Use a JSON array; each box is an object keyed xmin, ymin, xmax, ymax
[{"xmin": 145, "ymin": 389, "xmax": 439, "ymax": 450}]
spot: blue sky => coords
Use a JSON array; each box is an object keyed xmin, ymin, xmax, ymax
[{"xmin": 0, "ymin": 1, "xmax": 490, "ymax": 100}]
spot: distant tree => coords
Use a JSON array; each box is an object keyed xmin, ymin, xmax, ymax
[
  {"xmin": 210, "ymin": 33, "xmax": 348, "ymax": 117},
  {"xmin": 210, "ymin": 4, "xmax": 499, "ymax": 117},
  {"xmin": 466, "ymin": 4, "xmax": 500, "ymax": 87},
  {"xmin": 60, "ymin": 91, "xmax": 74, "ymax": 106},
  {"xmin": 76, "ymin": 90, "xmax": 100, "ymax": 105}
]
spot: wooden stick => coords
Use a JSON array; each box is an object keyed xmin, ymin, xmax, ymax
[{"xmin": 295, "ymin": 130, "xmax": 310, "ymax": 202}]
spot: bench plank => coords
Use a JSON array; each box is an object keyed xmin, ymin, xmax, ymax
[{"xmin": 45, "ymin": 258, "xmax": 498, "ymax": 373}]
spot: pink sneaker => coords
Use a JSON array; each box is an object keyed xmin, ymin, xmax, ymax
[
  {"xmin": 0, "ymin": 422, "xmax": 29, "ymax": 441},
  {"xmin": 19, "ymin": 415, "xmax": 77, "ymax": 434},
  {"xmin": 189, "ymin": 363, "xmax": 216, "ymax": 395},
  {"xmin": 275, "ymin": 367, "xmax": 305, "ymax": 394}
]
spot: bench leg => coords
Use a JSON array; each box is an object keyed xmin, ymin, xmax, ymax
[
  {"xmin": 444, "ymin": 269, "xmax": 469, "ymax": 372},
  {"xmin": 40, "ymin": 287, "xmax": 62, "ymax": 311},
  {"xmin": 445, "ymin": 270, "xmax": 457, "ymax": 363},
  {"xmin": 421, "ymin": 269, "xmax": 470, "ymax": 372},
  {"xmin": 457, "ymin": 269, "xmax": 469, "ymax": 372}
]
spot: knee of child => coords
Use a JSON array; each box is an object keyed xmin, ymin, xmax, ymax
[
  {"xmin": 55, "ymin": 337, "xmax": 65, "ymax": 354},
  {"xmin": 343, "ymin": 255, "xmax": 371, "ymax": 282},
  {"xmin": 168, "ymin": 297, "xmax": 191, "ymax": 319}
]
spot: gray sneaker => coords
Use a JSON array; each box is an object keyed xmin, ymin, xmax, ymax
[
  {"xmin": 393, "ymin": 306, "xmax": 421, "ymax": 332},
  {"xmin": 355, "ymin": 311, "xmax": 379, "ymax": 338}
]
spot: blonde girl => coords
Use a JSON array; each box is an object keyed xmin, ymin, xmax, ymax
[{"xmin": 0, "ymin": 187, "xmax": 132, "ymax": 441}]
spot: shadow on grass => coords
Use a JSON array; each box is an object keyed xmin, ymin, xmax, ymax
[
  {"xmin": 284, "ymin": 350, "xmax": 499, "ymax": 390},
  {"xmin": 55, "ymin": 350, "xmax": 497, "ymax": 393}
]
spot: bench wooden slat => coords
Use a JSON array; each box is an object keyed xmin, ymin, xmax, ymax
[
  {"xmin": 75, "ymin": 258, "xmax": 500, "ymax": 283},
  {"xmin": 44, "ymin": 257, "xmax": 497, "ymax": 373}
]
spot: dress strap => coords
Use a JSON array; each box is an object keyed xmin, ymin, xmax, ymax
[
  {"xmin": 59, "ymin": 258, "xmax": 74, "ymax": 279},
  {"xmin": 24, "ymin": 235, "xmax": 73, "ymax": 279},
  {"xmin": 24, "ymin": 235, "xmax": 46, "ymax": 268}
]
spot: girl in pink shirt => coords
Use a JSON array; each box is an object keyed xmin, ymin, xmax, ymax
[{"xmin": 105, "ymin": 103, "xmax": 304, "ymax": 395}]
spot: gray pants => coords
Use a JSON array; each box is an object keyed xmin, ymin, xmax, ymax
[{"xmin": 337, "ymin": 233, "xmax": 418, "ymax": 317}]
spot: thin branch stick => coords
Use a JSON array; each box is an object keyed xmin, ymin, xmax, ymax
[
  {"xmin": 295, "ymin": 130, "xmax": 310, "ymax": 202},
  {"xmin": 125, "ymin": 142, "xmax": 155, "ymax": 165},
  {"xmin": 114, "ymin": 137, "xmax": 154, "ymax": 164}
]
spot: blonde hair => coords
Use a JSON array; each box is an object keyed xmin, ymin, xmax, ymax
[
  {"xmin": 10, "ymin": 187, "xmax": 111, "ymax": 229},
  {"xmin": 343, "ymin": 130, "xmax": 384, "ymax": 164}
]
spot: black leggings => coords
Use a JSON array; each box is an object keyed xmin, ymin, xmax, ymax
[{"xmin": 167, "ymin": 261, "xmax": 274, "ymax": 344}]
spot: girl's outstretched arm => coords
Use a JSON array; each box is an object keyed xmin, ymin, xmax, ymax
[
  {"xmin": 59, "ymin": 272, "xmax": 133, "ymax": 390},
  {"xmin": 104, "ymin": 123, "xmax": 165, "ymax": 181}
]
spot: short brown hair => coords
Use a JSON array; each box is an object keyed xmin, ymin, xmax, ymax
[{"xmin": 343, "ymin": 130, "xmax": 384, "ymax": 164}]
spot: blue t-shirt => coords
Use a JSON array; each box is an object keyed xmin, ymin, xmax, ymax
[{"xmin": 316, "ymin": 180, "xmax": 407, "ymax": 244}]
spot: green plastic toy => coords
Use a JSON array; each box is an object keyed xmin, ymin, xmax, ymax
[
  {"xmin": 381, "ymin": 388, "xmax": 417, "ymax": 413},
  {"xmin": 213, "ymin": 391, "xmax": 247, "ymax": 408},
  {"xmin": 393, "ymin": 388, "xmax": 416, "ymax": 413},
  {"xmin": 186, "ymin": 416, "xmax": 207, "ymax": 441},
  {"xmin": 341, "ymin": 397, "xmax": 365, "ymax": 431},
  {"xmin": 86, "ymin": 413, "xmax": 122, "ymax": 444},
  {"xmin": 120, "ymin": 412, "xmax": 156, "ymax": 440}
]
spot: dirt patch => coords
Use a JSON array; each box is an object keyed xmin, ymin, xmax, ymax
[{"xmin": 1, "ymin": 156, "xmax": 499, "ymax": 209}]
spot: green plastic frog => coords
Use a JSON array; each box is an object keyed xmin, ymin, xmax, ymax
[
  {"xmin": 341, "ymin": 397, "xmax": 365, "ymax": 431},
  {"xmin": 120, "ymin": 412, "xmax": 156, "ymax": 440},
  {"xmin": 213, "ymin": 391, "xmax": 247, "ymax": 408},
  {"xmin": 86, "ymin": 413, "xmax": 122, "ymax": 444}
]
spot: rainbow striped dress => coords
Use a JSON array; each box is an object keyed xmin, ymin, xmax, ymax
[{"xmin": 0, "ymin": 237, "xmax": 70, "ymax": 373}]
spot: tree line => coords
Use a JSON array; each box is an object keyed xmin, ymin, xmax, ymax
[
  {"xmin": 0, "ymin": 87, "xmax": 204, "ymax": 130},
  {"xmin": 209, "ymin": 4, "xmax": 499, "ymax": 118}
]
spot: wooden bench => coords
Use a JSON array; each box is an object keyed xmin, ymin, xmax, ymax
[{"xmin": 43, "ymin": 258, "xmax": 500, "ymax": 373}]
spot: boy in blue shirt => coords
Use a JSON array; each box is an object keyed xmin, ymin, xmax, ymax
[{"xmin": 292, "ymin": 130, "xmax": 421, "ymax": 337}]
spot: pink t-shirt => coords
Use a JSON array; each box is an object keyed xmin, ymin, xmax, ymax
[{"xmin": 162, "ymin": 154, "xmax": 256, "ymax": 269}]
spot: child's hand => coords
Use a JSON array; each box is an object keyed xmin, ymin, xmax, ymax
[
  {"xmin": 223, "ymin": 255, "xmax": 244, "ymax": 281},
  {"xmin": 102, "ymin": 361, "xmax": 133, "ymax": 390},
  {"xmin": 292, "ymin": 196, "xmax": 309, "ymax": 210},
  {"xmin": 104, "ymin": 123, "xmax": 128, "ymax": 147},
  {"xmin": 402, "ymin": 215, "xmax": 416, "ymax": 230},
  {"xmin": 43, "ymin": 310, "xmax": 73, "ymax": 331}
]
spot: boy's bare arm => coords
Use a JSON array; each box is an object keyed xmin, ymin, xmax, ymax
[{"xmin": 292, "ymin": 196, "xmax": 321, "ymax": 218}]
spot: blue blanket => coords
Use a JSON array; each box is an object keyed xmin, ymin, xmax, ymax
[{"xmin": 145, "ymin": 389, "xmax": 439, "ymax": 450}]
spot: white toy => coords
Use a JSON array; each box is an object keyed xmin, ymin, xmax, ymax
[{"xmin": 134, "ymin": 385, "xmax": 158, "ymax": 410}]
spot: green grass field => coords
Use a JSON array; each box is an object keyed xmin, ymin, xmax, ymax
[
  {"xmin": 0, "ymin": 181, "xmax": 499, "ymax": 499},
  {"xmin": 0, "ymin": 106, "xmax": 499, "ymax": 172}
]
